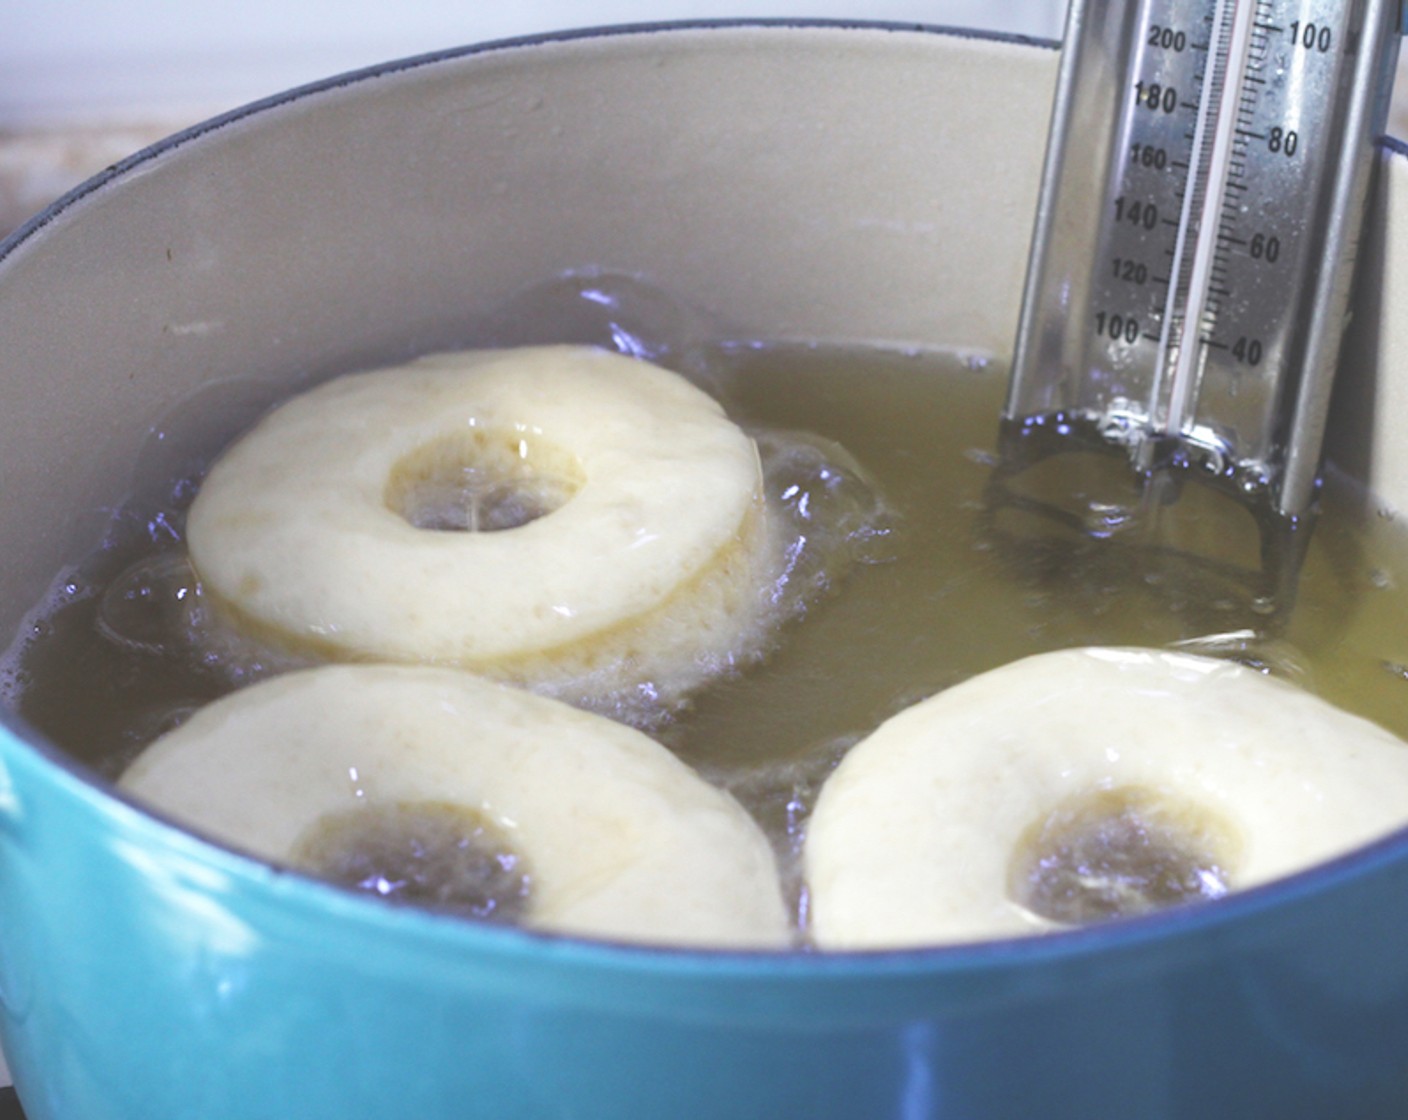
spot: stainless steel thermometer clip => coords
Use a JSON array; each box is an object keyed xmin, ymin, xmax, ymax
[{"xmin": 1006, "ymin": 0, "xmax": 1405, "ymax": 541}]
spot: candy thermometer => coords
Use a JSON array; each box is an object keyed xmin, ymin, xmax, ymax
[{"xmin": 1007, "ymin": 0, "xmax": 1405, "ymax": 521}]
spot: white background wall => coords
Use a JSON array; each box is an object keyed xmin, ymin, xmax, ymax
[{"xmin": 2, "ymin": 1, "xmax": 1067, "ymax": 123}]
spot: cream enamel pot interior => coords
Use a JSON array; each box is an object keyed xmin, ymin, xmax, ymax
[{"xmin": 4, "ymin": 22, "xmax": 1408, "ymax": 1120}]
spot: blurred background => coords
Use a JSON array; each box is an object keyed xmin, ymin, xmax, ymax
[
  {"xmin": 2, "ymin": 1, "xmax": 1066, "ymax": 235},
  {"xmin": 5, "ymin": 1, "xmax": 1407, "ymax": 237},
  {"xmin": 5, "ymin": 1, "xmax": 1408, "ymax": 237}
]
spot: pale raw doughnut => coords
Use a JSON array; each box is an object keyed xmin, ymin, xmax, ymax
[
  {"xmin": 120, "ymin": 665, "xmax": 790, "ymax": 948},
  {"xmin": 186, "ymin": 346, "xmax": 773, "ymax": 714},
  {"xmin": 805, "ymin": 647, "xmax": 1408, "ymax": 949}
]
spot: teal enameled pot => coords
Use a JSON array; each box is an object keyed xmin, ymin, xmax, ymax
[{"xmin": 4, "ymin": 22, "xmax": 1408, "ymax": 1119}]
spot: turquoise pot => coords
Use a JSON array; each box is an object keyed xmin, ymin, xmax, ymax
[
  {"xmin": 3, "ymin": 22, "xmax": 1408, "ymax": 1118},
  {"xmin": 7, "ymin": 713, "xmax": 1408, "ymax": 1118}
]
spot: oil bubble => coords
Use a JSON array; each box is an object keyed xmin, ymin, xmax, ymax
[
  {"xmin": 1172, "ymin": 630, "xmax": 1313, "ymax": 686},
  {"xmin": 1381, "ymin": 661, "xmax": 1408, "ymax": 682},
  {"xmin": 756, "ymin": 430, "xmax": 901, "ymax": 618},
  {"xmin": 476, "ymin": 270, "xmax": 731, "ymax": 399},
  {"xmin": 97, "ymin": 553, "xmax": 203, "ymax": 656}
]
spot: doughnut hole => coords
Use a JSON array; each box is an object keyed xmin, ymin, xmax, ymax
[
  {"xmin": 385, "ymin": 431, "xmax": 585, "ymax": 533},
  {"xmin": 290, "ymin": 800, "xmax": 532, "ymax": 924},
  {"xmin": 1008, "ymin": 785, "xmax": 1241, "ymax": 926}
]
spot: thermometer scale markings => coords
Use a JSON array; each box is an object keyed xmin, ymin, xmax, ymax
[{"xmin": 1103, "ymin": 0, "xmax": 1295, "ymax": 446}]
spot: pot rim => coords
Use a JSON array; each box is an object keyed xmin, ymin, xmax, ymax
[{"xmin": 3, "ymin": 16, "xmax": 1408, "ymax": 983}]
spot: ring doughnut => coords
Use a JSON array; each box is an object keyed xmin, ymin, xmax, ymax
[
  {"xmin": 804, "ymin": 647, "xmax": 1408, "ymax": 949},
  {"xmin": 120, "ymin": 665, "xmax": 790, "ymax": 948},
  {"xmin": 186, "ymin": 346, "xmax": 773, "ymax": 716}
]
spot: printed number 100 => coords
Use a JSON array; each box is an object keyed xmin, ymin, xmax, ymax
[{"xmin": 1095, "ymin": 311, "xmax": 1140, "ymax": 344}]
